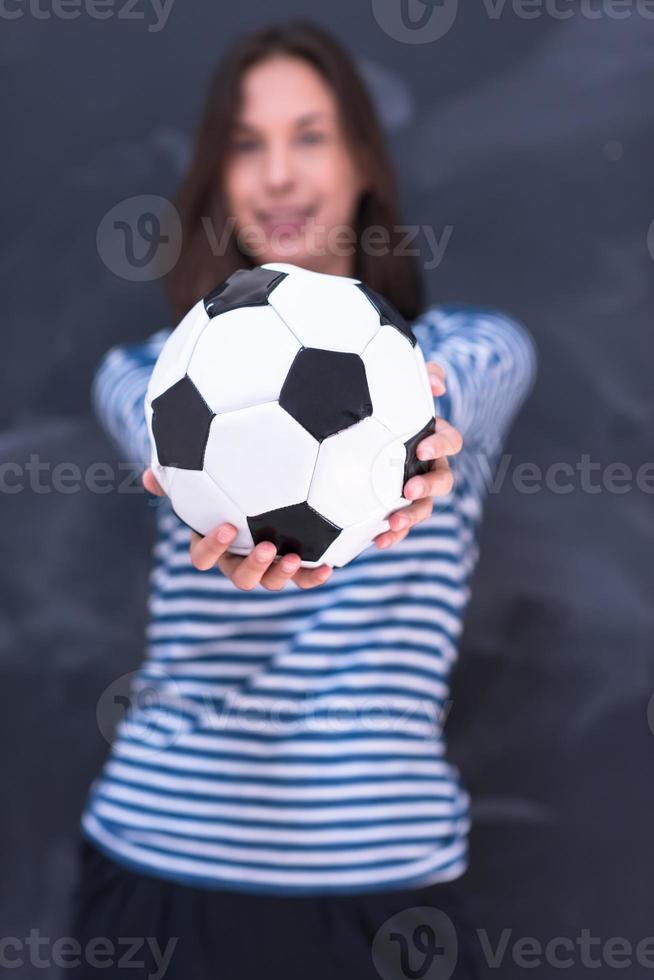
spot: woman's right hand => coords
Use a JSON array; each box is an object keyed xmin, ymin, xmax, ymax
[{"xmin": 142, "ymin": 469, "xmax": 333, "ymax": 592}]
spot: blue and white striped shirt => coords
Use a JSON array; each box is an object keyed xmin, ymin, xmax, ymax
[{"xmin": 81, "ymin": 304, "xmax": 537, "ymax": 896}]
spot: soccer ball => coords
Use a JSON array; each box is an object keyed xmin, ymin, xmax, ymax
[{"xmin": 145, "ymin": 263, "xmax": 435, "ymax": 568}]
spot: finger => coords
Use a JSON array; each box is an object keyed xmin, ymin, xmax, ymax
[
  {"xmin": 142, "ymin": 468, "xmax": 165, "ymax": 495},
  {"xmin": 292, "ymin": 564, "xmax": 334, "ymax": 589},
  {"xmin": 435, "ymin": 417, "xmax": 463, "ymax": 453},
  {"xmin": 426, "ymin": 362, "xmax": 446, "ymax": 395},
  {"xmin": 416, "ymin": 422, "xmax": 463, "ymax": 462},
  {"xmin": 190, "ymin": 523, "xmax": 238, "ymax": 571},
  {"xmin": 428, "ymin": 373, "xmax": 446, "ymax": 395},
  {"xmin": 405, "ymin": 457, "xmax": 454, "ymax": 501},
  {"xmin": 387, "ymin": 497, "xmax": 433, "ymax": 533},
  {"xmin": 426, "ymin": 360, "xmax": 447, "ymax": 385},
  {"xmin": 214, "ymin": 551, "xmax": 246, "ymax": 578},
  {"xmin": 374, "ymin": 525, "xmax": 411, "ymax": 550},
  {"xmin": 259, "ymin": 553, "xmax": 302, "ymax": 591},
  {"xmin": 227, "ymin": 542, "xmax": 278, "ymax": 591},
  {"xmin": 416, "ymin": 432, "xmax": 453, "ymax": 463}
]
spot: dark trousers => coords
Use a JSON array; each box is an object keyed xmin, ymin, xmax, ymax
[{"xmin": 64, "ymin": 837, "xmax": 484, "ymax": 979}]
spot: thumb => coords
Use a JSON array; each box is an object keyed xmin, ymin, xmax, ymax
[{"xmin": 142, "ymin": 467, "xmax": 166, "ymax": 496}]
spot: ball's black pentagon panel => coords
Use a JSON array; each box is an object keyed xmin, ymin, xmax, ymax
[
  {"xmin": 403, "ymin": 417, "xmax": 436, "ymax": 485},
  {"xmin": 248, "ymin": 502, "xmax": 341, "ymax": 564},
  {"xmin": 356, "ymin": 282, "xmax": 416, "ymax": 347},
  {"xmin": 203, "ymin": 267, "xmax": 288, "ymax": 319},
  {"xmin": 279, "ymin": 348, "xmax": 373, "ymax": 441},
  {"xmin": 152, "ymin": 375, "xmax": 214, "ymax": 470}
]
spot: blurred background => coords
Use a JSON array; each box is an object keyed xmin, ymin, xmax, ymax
[{"xmin": 2, "ymin": 1, "xmax": 654, "ymax": 976}]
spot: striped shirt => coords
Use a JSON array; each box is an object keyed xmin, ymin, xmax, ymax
[{"xmin": 81, "ymin": 303, "xmax": 537, "ymax": 896}]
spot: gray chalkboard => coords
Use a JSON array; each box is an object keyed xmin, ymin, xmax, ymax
[{"xmin": 2, "ymin": 2, "xmax": 653, "ymax": 976}]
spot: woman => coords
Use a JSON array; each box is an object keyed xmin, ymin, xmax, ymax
[{"xmin": 70, "ymin": 19, "xmax": 537, "ymax": 980}]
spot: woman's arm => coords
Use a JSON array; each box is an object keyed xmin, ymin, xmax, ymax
[
  {"xmin": 90, "ymin": 329, "xmax": 171, "ymax": 470},
  {"xmin": 374, "ymin": 306, "xmax": 537, "ymax": 550},
  {"xmin": 413, "ymin": 305, "xmax": 539, "ymax": 462}
]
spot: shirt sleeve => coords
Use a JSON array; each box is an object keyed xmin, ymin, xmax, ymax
[
  {"xmin": 90, "ymin": 328, "xmax": 172, "ymax": 471},
  {"xmin": 412, "ymin": 305, "xmax": 538, "ymax": 461}
]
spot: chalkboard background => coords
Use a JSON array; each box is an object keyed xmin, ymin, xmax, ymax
[{"xmin": 2, "ymin": 1, "xmax": 654, "ymax": 976}]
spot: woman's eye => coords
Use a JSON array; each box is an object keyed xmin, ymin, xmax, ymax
[
  {"xmin": 298, "ymin": 131, "xmax": 327, "ymax": 146},
  {"xmin": 231, "ymin": 138, "xmax": 261, "ymax": 154}
]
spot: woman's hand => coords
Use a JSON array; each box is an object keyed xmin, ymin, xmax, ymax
[
  {"xmin": 373, "ymin": 361, "xmax": 463, "ymax": 550},
  {"xmin": 142, "ymin": 359, "xmax": 461, "ymax": 589},
  {"xmin": 142, "ymin": 469, "xmax": 333, "ymax": 592}
]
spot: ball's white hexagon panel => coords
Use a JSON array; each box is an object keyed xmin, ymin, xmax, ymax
[
  {"xmin": 146, "ymin": 299, "xmax": 210, "ymax": 403},
  {"xmin": 264, "ymin": 266, "xmax": 381, "ymax": 354},
  {"xmin": 187, "ymin": 305, "xmax": 301, "ymax": 415},
  {"xmin": 308, "ymin": 417, "xmax": 408, "ymax": 529},
  {"xmin": 262, "ymin": 262, "xmax": 360, "ymax": 287},
  {"xmin": 204, "ymin": 401, "xmax": 319, "ymax": 517},
  {"xmin": 362, "ymin": 324, "xmax": 434, "ymax": 438},
  {"xmin": 320, "ymin": 513, "xmax": 393, "ymax": 568},
  {"xmin": 413, "ymin": 339, "xmax": 437, "ymax": 408},
  {"xmin": 159, "ymin": 467, "xmax": 253, "ymax": 550}
]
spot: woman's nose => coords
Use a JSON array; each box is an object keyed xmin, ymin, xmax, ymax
[{"xmin": 261, "ymin": 143, "xmax": 295, "ymax": 190}]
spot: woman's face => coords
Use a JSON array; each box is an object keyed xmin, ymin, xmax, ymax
[{"xmin": 224, "ymin": 55, "xmax": 367, "ymax": 277}]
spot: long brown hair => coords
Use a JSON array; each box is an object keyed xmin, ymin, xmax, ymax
[{"xmin": 165, "ymin": 19, "xmax": 424, "ymax": 323}]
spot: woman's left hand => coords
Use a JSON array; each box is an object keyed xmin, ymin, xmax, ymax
[{"xmin": 374, "ymin": 361, "xmax": 463, "ymax": 550}]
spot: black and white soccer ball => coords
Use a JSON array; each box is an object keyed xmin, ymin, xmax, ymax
[{"xmin": 145, "ymin": 263, "xmax": 435, "ymax": 568}]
